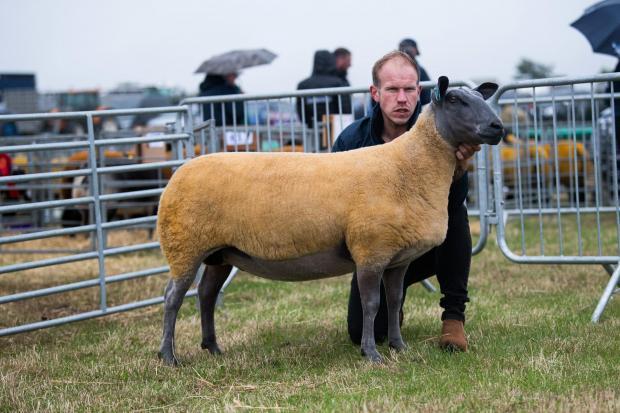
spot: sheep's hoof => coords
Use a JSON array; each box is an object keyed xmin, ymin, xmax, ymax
[
  {"xmin": 158, "ymin": 350, "xmax": 179, "ymax": 367},
  {"xmin": 201, "ymin": 341, "xmax": 222, "ymax": 355},
  {"xmin": 389, "ymin": 339, "xmax": 407, "ymax": 352},
  {"xmin": 361, "ymin": 348, "xmax": 383, "ymax": 364}
]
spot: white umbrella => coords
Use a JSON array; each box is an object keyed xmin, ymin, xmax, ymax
[{"xmin": 194, "ymin": 48, "xmax": 277, "ymax": 74}]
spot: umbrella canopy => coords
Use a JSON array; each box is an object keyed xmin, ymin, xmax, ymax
[
  {"xmin": 571, "ymin": 0, "xmax": 620, "ymax": 57},
  {"xmin": 194, "ymin": 48, "xmax": 277, "ymax": 75}
]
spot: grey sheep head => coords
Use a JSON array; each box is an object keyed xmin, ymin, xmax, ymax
[{"xmin": 431, "ymin": 76, "xmax": 505, "ymax": 148}]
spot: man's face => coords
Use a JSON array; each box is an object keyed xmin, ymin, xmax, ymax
[
  {"xmin": 225, "ymin": 73, "xmax": 238, "ymax": 85},
  {"xmin": 370, "ymin": 58, "xmax": 420, "ymax": 127},
  {"xmin": 335, "ymin": 54, "xmax": 351, "ymax": 72}
]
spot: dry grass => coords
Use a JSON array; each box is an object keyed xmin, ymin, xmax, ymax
[{"xmin": 0, "ymin": 229, "xmax": 167, "ymax": 328}]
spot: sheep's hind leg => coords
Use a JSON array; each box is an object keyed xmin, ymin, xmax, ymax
[
  {"xmin": 382, "ymin": 264, "xmax": 408, "ymax": 351},
  {"xmin": 158, "ymin": 276, "xmax": 193, "ymax": 366},
  {"xmin": 198, "ymin": 264, "xmax": 232, "ymax": 354},
  {"xmin": 357, "ymin": 264, "xmax": 385, "ymax": 363}
]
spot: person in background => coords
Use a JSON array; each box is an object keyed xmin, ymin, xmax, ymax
[
  {"xmin": 334, "ymin": 47, "xmax": 352, "ymax": 86},
  {"xmin": 296, "ymin": 50, "xmax": 351, "ymax": 129},
  {"xmin": 399, "ymin": 38, "xmax": 431, "ymax": 106},
  {"xmin": 333, "ymin": 50, "xmax": 479, "ymax": 352},
  {"xmin": 607, "ymin": 51, "xmax": 620, "ymax": 197},
  {"xmin": 199, "ymin": 73, "xmax": 245, "ymax": 127},
  {"xmin": 610, "ymin": 48, "xmax": 620, "ymax": 143}
]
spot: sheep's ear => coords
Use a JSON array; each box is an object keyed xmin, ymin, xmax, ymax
[
  {"xmin": 474, "ymin": 82, "xmax": 499, "ymax": 100},
  {"xmin": 432, "ymin": 76, "xmax": 449, "ymax": 104}
]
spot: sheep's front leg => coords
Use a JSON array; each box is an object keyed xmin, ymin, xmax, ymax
[
  {"xmin": 357, "ymin": 264, "xmax": 385, "ymax": 363},
  {"xmin": 158, "ymin": 276, "xmax": 193, "ymax": 366},
  {"xmin": 198, "ymin": 264, "xmax": 232, "ymax": 355},
  {"xmin": 382, "ymin": 264, "xmax": 408, "ymax": 351}
]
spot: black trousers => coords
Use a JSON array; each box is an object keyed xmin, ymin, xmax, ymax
[{"xmin": 347, "ymin": 203, "xmax": 472, "ymax": 345}]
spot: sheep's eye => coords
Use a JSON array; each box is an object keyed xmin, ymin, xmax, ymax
[{"xmin": 448, "ymin": 96, "xmax": 458, "ymax": 104}]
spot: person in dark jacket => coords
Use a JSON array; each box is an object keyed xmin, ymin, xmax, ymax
[
  {"xmin": 610, "ymin": 58, "xmax": 620, "ymax": 122},
  {"xmin": 296, "ymin": 50, "xmax": 352, "ymax": 130},
  {"xmin": 332, "ymin": 50, "xmax": 480, "ymax": 352},
  {"xmin": 607, "ymin": 57, "xmax": 620, "ymax": 195},
  {"xmin": 199, "ymin": 73, "xmax": 245, "ymax": 127},
  {"xmin": 334, "ymin": 47, "xmax": 352, "ymax": 86},
  {"xmin": 399, "ymin": 38, "xmax": 431, "ymax": 106}
]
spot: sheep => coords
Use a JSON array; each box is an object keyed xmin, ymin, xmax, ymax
[{"xmin": 156, "ymin": 76, "xmax": 505, "ymax": 365}]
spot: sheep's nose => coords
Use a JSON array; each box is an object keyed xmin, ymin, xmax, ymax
[
  {"xmin": 489, "ymin": 121, "xmax": 505, "ymax": 138},
  {"xmin": 489, "ymin": 121, "xmax": 503, "ymax": 131}
]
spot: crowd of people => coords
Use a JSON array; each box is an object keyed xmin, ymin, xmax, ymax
[{"xmin": 197, "ymin": 39, "xmax": 431, "ymax": 127}]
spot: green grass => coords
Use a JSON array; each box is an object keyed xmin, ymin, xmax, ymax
[
  {"xmin": 1, "ymin": 232, "xmax": 619, "ymax": 411},
  {"xmin": 503, "ymin": 211, "xmax": 620, "ymax": 257}
]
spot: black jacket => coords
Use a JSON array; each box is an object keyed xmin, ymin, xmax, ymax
[
  {"xmin": 418, "ymin": 63, "xmax": 431, "ymax": 106},
  {"xmin": 332, "ymin": 102, "xmax": 469, "ymax": 212},
  {"xmin": 336, "ymin": 69, "xmax": 350, "ymax": 86},
  {"xmin": 296, "ymin": 50, "xmax": 352, "ymax": 127},
  {"xmin": 199, "ymin": 75, "xmax": 245, "ymax": 127}
]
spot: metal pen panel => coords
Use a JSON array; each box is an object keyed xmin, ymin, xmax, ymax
[
  {"xmin": 490, "ymin": 73, "xmax": 620, "ymax": 322},
  {"xmin": 491, "ymin": 74, "xmax": 620, "ymax": 263}
]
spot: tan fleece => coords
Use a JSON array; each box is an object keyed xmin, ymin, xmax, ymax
[{"xmin": 157, "ymin": 107, "xmax": 457, "ymax": 280}]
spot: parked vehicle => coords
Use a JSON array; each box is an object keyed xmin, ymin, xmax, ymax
[
  {"xmin": 101, "ymin": 85, "xmax": 176, "ymax": 130},
  {"xmin": 42, "ymin": 89, "xmax": 119, "ymax": 135},
  {"xmin": 0, "ymin": 73, "xmax": 41, "ymax": 134}
]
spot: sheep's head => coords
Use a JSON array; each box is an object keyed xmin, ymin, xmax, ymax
[{"xmin": 431, "ymin": 76, "xmax": 505, "ymax": 148}]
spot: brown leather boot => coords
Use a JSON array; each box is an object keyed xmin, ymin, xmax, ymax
[{"xmin": 439, "ymin": 319, "xmax": 467, "ymax": 352}]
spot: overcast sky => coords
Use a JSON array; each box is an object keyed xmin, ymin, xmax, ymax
[{"xmin": 0, "ymin": 0, "xmax": 616, "ymax": 95}]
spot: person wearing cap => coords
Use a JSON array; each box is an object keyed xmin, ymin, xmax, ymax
[
  {"xmin": 399, "ymin": 38, "xmax": 431, "ymax": 105},
  {"xmin": 332, "ymin": 50, "xmax": 477, "ymax": 352}
]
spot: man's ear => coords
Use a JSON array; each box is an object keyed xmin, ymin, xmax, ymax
[
  {"xmin": 432, "ymin": 76, "xmax": 449, "ymax": 104},
  {"xmin": 370, "ymin": 84, "xmax": 380, "ymax": 103},
  {"xmin": 474, "ymin": 82, "xmax": 499, "ymax": 100}
]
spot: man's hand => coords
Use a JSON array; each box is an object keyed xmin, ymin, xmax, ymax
[{"xmin": 453, "ymin": 143, "xmax": 481, "ymax": 180}]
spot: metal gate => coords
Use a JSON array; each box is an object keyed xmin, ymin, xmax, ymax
[
  {"xmin": 489, "ymin": 73, "xmax": 620, "ymax": 322},
  {"xmin": 0, "ymin": 106, "xmax": 194, "ymax": 335}
]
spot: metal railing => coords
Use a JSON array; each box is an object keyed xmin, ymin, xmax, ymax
[
  {"xmin": 490, "ymin": 73, "xmax": 620, "ymax": 322},
  {"xmin": 0, "ymin": 105, "xmax": 193, "ymax": 335},
  {"xmin": 0, "ymin": 75, "xmax": 617, "ymax": 336}
]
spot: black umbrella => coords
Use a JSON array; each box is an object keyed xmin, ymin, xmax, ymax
[
  {"xmin": 194, "ymin": 48, "xmax": 277, "ymax": 75},
  {"xmin": 571, "ymin": 0, "xmax": 620, "ymax": 57}
]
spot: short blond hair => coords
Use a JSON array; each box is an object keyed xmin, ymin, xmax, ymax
[{"xmin": 371, "ymin": 50, "xmax": 420, "ymax": 87}]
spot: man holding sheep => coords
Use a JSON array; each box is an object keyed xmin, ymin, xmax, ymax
[{"xmin": 333, "ymin": 51, "xmax": 478, "ymax": 352}]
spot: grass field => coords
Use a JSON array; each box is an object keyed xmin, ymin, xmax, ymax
[{"xmin": 1, "ymin": 226, "xmax": 619, "ymax": 412}]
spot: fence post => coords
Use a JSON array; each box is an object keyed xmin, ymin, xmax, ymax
[{"xmin": 86, "ymin": 113, "xmax": 108, "ymax": 312}]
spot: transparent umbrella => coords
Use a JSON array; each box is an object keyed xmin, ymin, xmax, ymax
[{"xmin": 194, "ymin": 48, "xmax": 277, "ymax": 74}]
